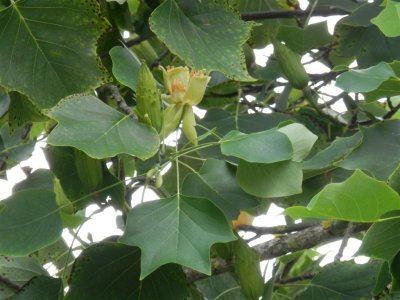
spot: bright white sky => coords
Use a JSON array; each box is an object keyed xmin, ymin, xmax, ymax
[{"xmin": 0, "ymin": 11, "xmax": 369, "ymax": 280}]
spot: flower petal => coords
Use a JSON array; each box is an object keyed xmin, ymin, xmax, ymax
[{"xmin": 184, "ymin": 74, "xmax": 210, "ymax": 106}]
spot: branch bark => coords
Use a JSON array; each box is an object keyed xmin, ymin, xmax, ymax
[
  {"xmin": 253, "ymin": 221, "xmax": 370, "ymax": 260},
  {"xmin": 241, "ymin": 8, "xmax": 349, "ymax": 21}
]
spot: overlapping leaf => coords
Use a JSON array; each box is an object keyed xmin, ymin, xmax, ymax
[
  {"xmin": 297, "ymin": 261, "xmax": 384, "ymax": 300},
  {"xmin": 66, "ymin": 242, "xmax": 187, "ymax": 300},
  {"xmin": 339, "ymin": 120, "xmax": 400, "ymax": 180},
  {"xmin": 119, "ymin": 195, "xmax": 236, "ymax": 278},
  {"xmin": 286, "ymin": 170, "xmax": 400, "ymax": 222},
  {"xmin": 109, "ymin": 46, "xmax": 141, "ymax": 91},
  {"xmin": 47, "ymin": 95, "xmax": 160, "ymax": 160},
  {"xmin": 220, "ymin": 129, "xmax": 293, "ymax": 163},
  {"xmin": 237, "ymin": 160, "xmax": 303, "ymax": 198},
  {"xmin": 182, "ymin": 159, "xmax": 259, "ymax": 220},
  {"xmin": 150, "ymin": 0, "xmax": 253, "ymax": 81},
  {"xmin": 371, "ymin": 0, "xmax": 400, "ymax": 37},
  {"xmin": 0, "ymin": 0, "xmax": 110, "ymax": 108}
]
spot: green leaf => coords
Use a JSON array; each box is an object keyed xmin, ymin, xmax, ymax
[
  {"xmin": 277, "ymin": 123, "xmax": 318, "ymax": 162},
  {"xmin": 237, "ymin": 160, "xmax": 303, "ymax": 198},
  {"xmin": 109, "ymin": 46, "xmax": 141, "ymax": 91},
  {"xmin": 66, "ymin": 242, "xmax": 187, "ymax": 300},
  {"xmin": 8, "ymin": 92, "xmax": 48, "ymax": 130},
  {"xmin": 339, "ymin": 120, "xmax": 400, "ymax": 180},
  {"xmin": 13, "ymin": 276, "xmax": 63, "ymax": 300},
  {"xmin": 0, "ymin": 256, "xmax": 46, "ymax": 300},
  {"xmin": 303, "ymin": 132, "xmax": 362, "ymax": 171},
  {"xmin": 220, "ymin": 129, "xmax": 293, "ymax": 163},
  {"xmin": 0, "ymin": 189, "xmax": 62, "ymax": 256},
  {"xmin": 150, "ymin": 0, "xmax": 253, "ymax": 81},
  {"xmin": 233, "ymin": 237, "xmax": 264, "ymax": 300},
  {"xmin": 359, "ymin": 211, "xmax": 400, "ymax": 261},
  {"xmin": 0, "ymin": 122, "xmax": 35, "ymax": 173},
  {"xmin": 285, "ymin": 170, "xmax": 400, "ymax": 222},
  {"xmin": 182, "ymin": 159, "xmax": 259, "ymax": 220},
  {"xmin": 371, "ymin": 0, "xmax": 400, "ymax": 38},
  {"xmin": 297, "ymin": 260, "xmax": 384, "ymax": 300},
  {"xmin": 47, "ymin": 95, "xmax": 160, "ymax": 160},
  {"xmin": 119, "ymin": 195, "xmax": 236, "ymax": 278},
  {"xmin": 331, "ymin": 23, "xmax": 400, "ymax": 68},
  {"xmin": 336, "ymin": 62, "xmax": 396, "ymax": 93},
  {"xmin": 0, "ymin": 0, "xmax": 110, "ymax": 108},
  {"xmin": 195, "ymin": 272, "xmax": 249, "ymax": 300},
  {"xmin": 276, "ymin": 22, "xmax": 333, "ymax": 54}
]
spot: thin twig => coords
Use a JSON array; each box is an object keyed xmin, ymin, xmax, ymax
[
  {"xmin": 277, "ymin": 273, "xmax": 315, "ymax": 284},
  {"xmin": 383, "ymin": 103, "xmax": 400, "ymax": 119},
  {"xmin": 334, "ymin": 222, "xmax": 353, "ymax": 262},
  {"xmin": 150, "ymin": 49, "xmax": 170, "ymax": 69},
  {"xmin": 124, "ymin": 35, "xmax": 147, "ymax": 48},
  {"xmin": 240, "ymin": 8, "xmax": 349, "ymax": 21},
  {"xmin": 98, "ymin": 84, "xmax": 137, "ymax": 119}
]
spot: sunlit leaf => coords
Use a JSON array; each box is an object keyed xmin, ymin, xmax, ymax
[
  {"xmin": 371, "ymin": 0, "xmax": 400, "ymax": 37},
  {"xmin": 286, "ymin": 170, "xmax": 400, "ymax": 222}
]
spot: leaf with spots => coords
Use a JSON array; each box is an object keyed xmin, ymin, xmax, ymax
[
  {"xmin": 47, "ymin": 95, "xmax": 160, "ymax": 160},
  {"xmin": 119, "ymin": 195, "xmax": 236, "ymax": 279},
  {"xmin": 0, "ymin": 0, "xmax": 110, "ymax": 109},
  {"xmin": 150, "ymin": 0, "xmax": 254, "ymax": 81}
]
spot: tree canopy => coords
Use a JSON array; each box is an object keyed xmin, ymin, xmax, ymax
[{"xmin": 1, "ymin": 0, "xmax": 400, "ymax": 299}]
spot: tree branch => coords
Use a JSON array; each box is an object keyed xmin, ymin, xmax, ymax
[
  {"xmin": 240, "ymin": 8, "xmax": 349, "ymax": 21},
  {"xmin": 238, "ymin": 222, "xmax": 318, "ymax": 235},
  {"xmin": 253, "ymin": 221, "xmax": 370, "ymax": 260}
]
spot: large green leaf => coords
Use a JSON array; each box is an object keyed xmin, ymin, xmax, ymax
[
  {"xmin": 150, "ymin": 0, "xmax": 253, "ymax": 81},
  {"xmin": 182, "ymin": 159, "xmax": 259, "ymax": 220},
  {"xmin": 359, "ymin": 211, "xmax": 400, "ymax": 261},
  {"xmin": 237, "ymin": 160, "xmax": 303, "ymax": 198},
  {"xmin": 119, "ymin": 195, "xmax": 236, "ymax": 278},
  {"xmin": 297, "ymin": 260, "xmax": 383, "ymax": 300},
  {"xmin": 13, "ymin": 276, "xmax": 63, "ymax": 300},
  {"xmin": 47, "ymin": 95, "xmax": 160, "ymax": 160},
  {"xmin": 276, "ymin": 22, "xmax": 333, "ymax": 54},
  {"xmin": 285, "ymin": 170, "xmax": 400, "ymax": 222},
  {"xmin": 339, "ymin": 120, "xmax": 400, "ymax": 180},
  {"xmin": 336, "ymin": 62, "xmax": 396, "ymax": 93},
  {"xmin": 0, "ymin": 189, "xmax": 62, "ymax": 256},
  {"xmin": 109, "ymin": 46, "xmax": 141, "ymax": 91},
  {"xmin": 0, "ymin": 0, "xmax": 109, "ymax": 109},
  {"xmin": 371, "ymin": 0, "xmax": 400, "ymax": 38},
  {"xmin": 66, "ymin": 242, "xmax": 187, "ymax": 300},
  {"xmin": 220, "ymin": 129, "xmax": 293, "ymax": 163}
]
